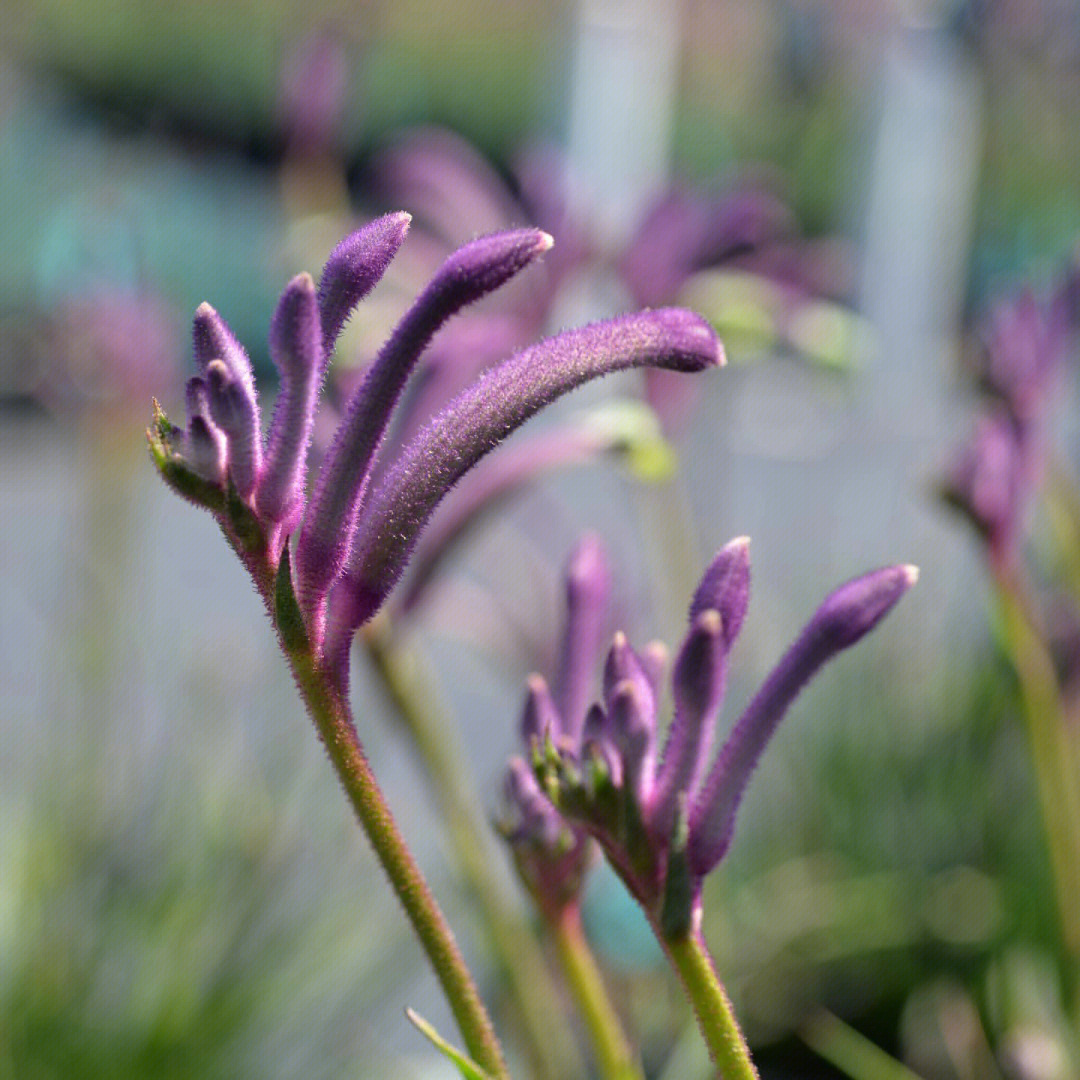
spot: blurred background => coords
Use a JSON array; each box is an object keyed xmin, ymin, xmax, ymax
[{"xmin": 3, "ymin": 0, "xmax": 1080, "ymax": 1076}]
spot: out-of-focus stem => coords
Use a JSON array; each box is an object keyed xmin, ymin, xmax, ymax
[
  {"xmin": 994, "ymin": 579, "xmax": 1080, "ymax": 955},
  {"xmin": 363, "ymin": 624, "xmax": 586, "ymax": 1080},
  {"xmin": 800, "ymin": 1009, "xmax": 926, "ymax": 1080},
  {"xmin": 1043, "ymin": 466, "xmax": 1080, "ymax": 610},
  {"xmin": 552, "ymin": 903, "xmax": 643, "ymax": 1080},
  {"xmin": 663, "ymin": 929, "xmax": 759, "ymax": 1080}
]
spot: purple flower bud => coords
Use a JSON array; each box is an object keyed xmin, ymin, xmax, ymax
[
  {"xmin": 650, "ymin": 538, "xmax": 750, "ymax": 839},
  {"xmin": 192, "ymin": 303, "xmax": 259, "ymax": 406},
  {"xmin": 688, "ymin": 564, "xmax": 918, "ymax": 876},
  {"xmin": 581, "ymin": 703, "xmax": 621, "ymax": 787},
  {"xmin": 608, "ymin": 677, "xmax": 657, "ymax": 808},
  {"xmin": 504, "ymin": 756, "xmax": 565, "ymax": 850},
  {"xmin": 649, "ymin": 610, "xmax": 727, "ymax": 841},
  {"xmin": 185, "ymin": 415, "xmax": 227, "ymax": 484},
  {"xmin": 688, "ymin": 536, "xmax": 751, "ymax": 644},
  {"xmin": 557, "ymin": 534, "xmax": 611, "ymax": 744},
  {"xmin": 501, "ymin": 756, "xmax": 594, "ymax": 919},
  {"xmin": 297, "ymin": 228, "xmax": 552, "ymax": 623},
  {"xmin": 329, "ymin": 309, "xmax": 721, "ymax": 643},
  {"xmin": 602, "ymin": 633, "xmax": 655, "ymax": 726},
  {"xmin": 205, "ymin": 359, "xmax": 262, "ymax": 500},
  {"xmin": 521, "ymin": 673, "xmax": 562, "ymax": 746},
  {"xmin": 317, "ymin": 212, "xmax": 412, "ymax": 357},
  {"xmin": 255, "ymin": 273, "xmax": 322, "ymax": 528}
]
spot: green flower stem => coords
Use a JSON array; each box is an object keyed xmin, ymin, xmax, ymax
[
  {"xmin": 284, "ymin": 641, "xmax": 509, "ymax": 1079},
  {"xmin": 552, "ymin": 903, "xmax": 643, "ymax": 1080},
  {"xmin": 663, "ymin": 929, "xmax": 758, "ymax": 1080},
  {"xmin": 363, "ymin": 625, "xmax": 586, "ymax": 1080},
  {"xmin": 994, "ymin": 580, "xmax": 1080, "ymax": 956}
]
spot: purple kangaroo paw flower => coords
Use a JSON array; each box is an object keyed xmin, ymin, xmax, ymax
[
  {"xmin": 688, "ymin": 564, "xmax": 918, "ymax": 877},
  {"xmin": 205, "ymin": 359, "xmax": 262, "ymax": 500},
  {"xmin": 192, "ymin": 303, "xmax": 259, "ymax": 406},
  {"xmin": 521, "ymin": 673, "xmax": 563, "ymax": 746},
  {"xmin": 255, "ymin": 273, "xmax": 323, "ymax": 527},
  {"xmin": 318, "ymin": 212, "xmax": 412, "ymax": 358},
  {"xmin": 650, "ymin": 537, "xmax": 751, "ymax": 839},
  {"xmin": 331, "ymin": 309, "xmax": 722, "ymax": 640},
  {"xmin": 556, "ymin": 534, "xmax": 612, "ymax": 745},
  {"xmin": 296, "ymin": 228, "xmax": 553, "ymax": 624}
]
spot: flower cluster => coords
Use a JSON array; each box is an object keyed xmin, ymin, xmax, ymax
[
  {"xmin": 942, "ymin": 284, "xmax": 1074, "ymax": 573},
  {"xmin": 499, "ymin": 533, "xmax": 611, "ymax": 920},
  {"xmin": 504, "ymin": 536, "xmax": 916, "ymax": 937},
  {"xmin": 148, "ymin": 215, "xmax": 721, "ymax": 688}
]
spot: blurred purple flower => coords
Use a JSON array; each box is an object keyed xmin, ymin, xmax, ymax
[
  {"xmin": 149, "ymin": 217, "xmax": 721, "ymax": 689},
  {"xmin": 524, "ymin": 538, "xmax": 915, "ymax": 936},
  {"xmin": 36, "ymin": 288, "xmax": 182, "ymax": 416},
  {"xmin": 942, "ymin": 280, "xmax": 1073, "ymax": 574},
  {"xmin": 980, "ymin": 287, "xmax": 1069, "ymax": 423},
  {"xmin": 277, "ymin": 26, "xmax": 350, "ymax": 157},
  {"xmin": 942, "ymin": 410, "xmax": 1029, "ymax": 573}
]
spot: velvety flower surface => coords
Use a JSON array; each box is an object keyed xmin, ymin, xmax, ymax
[
  {"xmin": 148, "ymin": 217, "xmax": 722, "ymax": 689},
  {"xmin": 518, "ymin": 538, "xmax": 916, "ymax": 936}
]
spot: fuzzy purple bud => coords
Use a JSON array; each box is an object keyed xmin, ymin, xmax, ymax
[
  {"xmin": 501, "ymin": 756, "xmax": 594, "ymax": 919},
  {"xmin": 602, "ymin": 633, "xmax": 656, "ymax": 727},
  {"xmin": 318, "ymin": 212, "xmax": 412, "ymax": 358},
  {"xmin": 557, "ymin": 534, "xmax": 612, "ymax": 743},
  {"xmin": 298, "ymin": 228, "xmax": 552, "ymax": 625},
  {"xmin": 649, "ymin": 610, "xmax": 727, "ymax": 841},
  {"xmin": 688, "ymin": 536, "xmax": 751, "ymax": 644},
  {"xmin": 521, "ymin": 673, "xmax": 562, "ymax": 747},
  {"xmin": 205, "ymin": 359, "xmax": 262, "ymax": 499},
  {"xmin": 255, "ymin": 273, "xmax": 322, "ymax": 527},
  {"xmin": 649, "ymin": 538, "xmax": 750, "ymax": 839},
  {"xmin": 504, "ymin": 757, "xmax": 565, "ymax": 850},
  {"xmin": 608, "ymin": 677, "xmax": 657, "ymax": 807},
  {"xmin": 329, "ymin": 310, "xmax": 721, "ymax": 645},
  {"xmin": 192, "ymin": 303, "xmax": 258, "ymax": 405},
  {"xmin": 688, "ymin": 564, "xmax": 918, "ymax": 876},
  {"xmin": 581, "ymin": 703, "xmax": 621, "ymax": 786},
  {"xmin": 185, "ymin": 419, "xmax": 226, "ymax": 484}
]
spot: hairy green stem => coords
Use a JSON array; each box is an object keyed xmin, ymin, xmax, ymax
[
  {"xmin": 552, "ymin": 904, "xmax": 642, "ymax": 1080},
  {"xmin": 286, "ymin": 643, "xmax": 509, "ymax": 1078},
  {"xmin": 363, "ymin": 626, "xmax": 586, "ymax": 1080},
  {"xmin": 663, "ymin": 929, "xmax": 758, "ymax": 1080}
]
